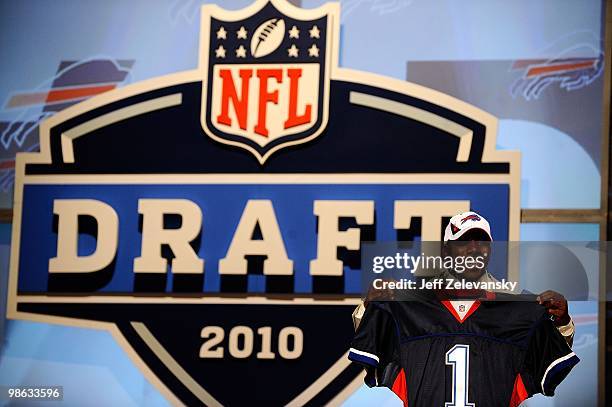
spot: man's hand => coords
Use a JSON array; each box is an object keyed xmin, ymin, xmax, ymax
[{"xmin": 537, "ymin": 290, "xmax": 571, "ymax": 326}]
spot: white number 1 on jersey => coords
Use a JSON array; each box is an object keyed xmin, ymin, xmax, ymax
[{"xmin": 445, "ymin": 344, "xmax": 475, "ymax": 407}]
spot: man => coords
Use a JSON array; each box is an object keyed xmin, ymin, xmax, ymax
[
  {"xmin": 348, "ymin": 211, "xmax": 579, "ymax": 406},
  {"xmin": 353, "ymin": 211, "xmax": 575, "ymax": 345}
]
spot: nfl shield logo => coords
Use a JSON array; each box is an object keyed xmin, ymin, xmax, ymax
[{"xmin": 200, "ymin": 0, "xmax": 334, "ymax": 163}]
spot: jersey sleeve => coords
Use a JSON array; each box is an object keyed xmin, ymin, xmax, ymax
[
  {"xmin": 348, "ymin": 302, "xmax": 398, "ymax": 387},
  {"xmin": 522, "ymin": 315, "xmax": 580, "ymax": 396}
]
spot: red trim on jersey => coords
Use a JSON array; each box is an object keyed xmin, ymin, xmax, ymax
[
  {"xmin": 441, "ymin": 300, "xmax": 481, "ymax": 323},
  {"xmin": 509, "ymin": 373, "xmax": 528, "ymax": 407},
  {"xmin": 462, "ymin": 300, "xmax": 481, "ymax": 321},
  {"xmin": 391, "ymin": 368, "xmax": 408, "ymax": 407},
  {"xmin": 485, "ymin": 291, "xmax": 496, "ymax": 300}
]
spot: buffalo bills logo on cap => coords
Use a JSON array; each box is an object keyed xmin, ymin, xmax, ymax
[{"xmin": 460, "ymin": 214, "xmax": 481, "ymax": 224}]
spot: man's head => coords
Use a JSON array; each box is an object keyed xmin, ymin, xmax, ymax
[{"xmin": 443, "ymin": 211, "xmax": 492, "ymax": 281}]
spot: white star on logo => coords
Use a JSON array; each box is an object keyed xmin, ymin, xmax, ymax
[
  {"xmin": 216, "ymin": 26, "xmax": 227, "ymax": 40},
  {"xmin": 237, "ymin": 26, "xmax": 248, "ymax": 40},
  {"xmin": 288, "ymin": 25, "xmax": 300, "ymax": 39},
  {"xmin": 215, "ymin": 45, "xmax": 226, "ymax": 58},
  {"xmin": 287, "ymin": 44, "xmax": 299, "ymax": 58},
  {"xmin": 235, "ymin": 45, "xmax": 247, "ymax": 58},
  {"xmin": 308, "ymin": 44, "xmax": 319, "ymax": 57},
  {"xmin": 309, "ymin": 25, "xmax": 320, "ymax": 39}
]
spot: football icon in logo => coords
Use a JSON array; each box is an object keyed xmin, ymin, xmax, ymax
[{"xmin": 251, "ymin": 18, "xmax": 285, "ymax": 58}]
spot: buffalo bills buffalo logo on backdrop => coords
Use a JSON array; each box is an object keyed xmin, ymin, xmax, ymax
[
  {"xmin": 201, "ymin": 1, "xmax": 332, "ymax": 163},
  {"xmin": 9, "ymin": 0, "xmax": 520, "ymax": 405}
]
